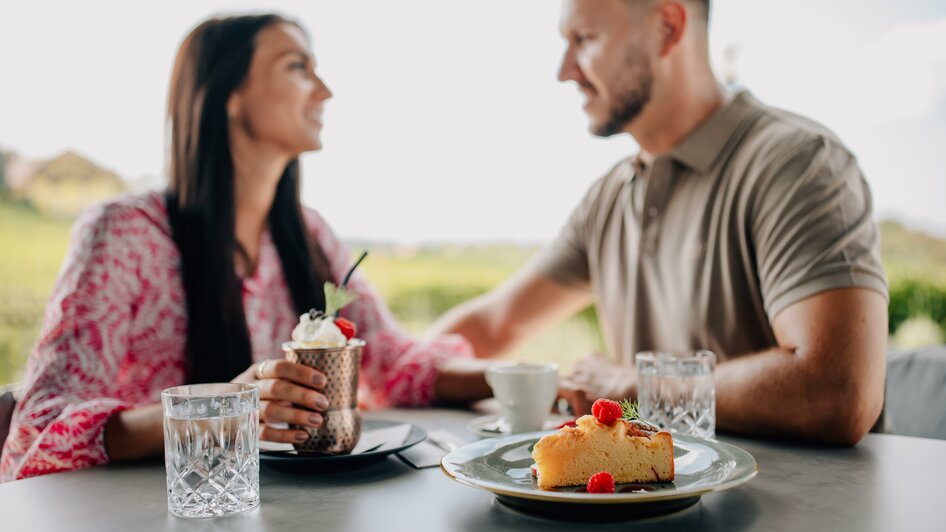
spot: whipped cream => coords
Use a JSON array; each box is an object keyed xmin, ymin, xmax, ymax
[{"xmin": 291, "ymin": 312, "xmax": 348, "ymax": 348}]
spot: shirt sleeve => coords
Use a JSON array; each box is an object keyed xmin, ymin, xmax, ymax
[
  {"xmin": 1, "ymin": 204, "xmax": 139, "ymax": 482},
  {"xmin": 751, "ymin": 136, "xmax": 888, "ymax": 321},
  {"xmin": 304, "ymin": 210, "xmax": 474, "ymax": 408},
  {"xmin": 531, "ymin": 174, "xmax": 613, "ymax": 288}
]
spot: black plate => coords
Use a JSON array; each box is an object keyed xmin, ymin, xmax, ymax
[{"xmin": 260, "ymin": 420, "xmax": 426, "ymax": 473}]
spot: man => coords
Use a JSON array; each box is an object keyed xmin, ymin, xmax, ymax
[{"xmin": 429, "ymin": 0, "xmax": 888, "ymax": 445}]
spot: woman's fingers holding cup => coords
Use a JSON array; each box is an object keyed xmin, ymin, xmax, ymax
[
  {"xmin": 260, "ymin": 400, "xmax": 323, "ymax": 428},
  {"xmin": 256, "ymin": 359, "xmax": 326, "ymax": 388},
  {"xmin": 257, "ymin": 378, "xmax": 330, "ymax": 411},
  {"xmin": 259, "ymin": 423, "xmax": 310, "ymax": 444}
]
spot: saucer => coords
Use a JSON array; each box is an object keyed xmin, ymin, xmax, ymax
[{"xmin": 467, "ymin": 413, "xmax": 574, "ymax": 439}]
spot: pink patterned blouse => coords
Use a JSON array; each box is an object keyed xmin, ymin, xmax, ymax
[{"xmin": 0, "ymin": 192, "xmax": 473, "ymax": 482}]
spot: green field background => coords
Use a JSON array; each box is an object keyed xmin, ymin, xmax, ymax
[
  {"xmin": 0, "ymin": 201, "xmax": 605, "ymax": 385},
  {"xmin": 2, "ymin": 200, "xmax": 944, "ymax": 386}
]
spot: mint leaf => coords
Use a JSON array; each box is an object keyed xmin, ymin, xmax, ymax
[{"xmin": 324, "ymin": 282, "xmax": 357, "ymax": 316}]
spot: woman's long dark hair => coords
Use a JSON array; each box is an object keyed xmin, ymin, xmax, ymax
[{"xmin": 166, "ymin": 14, "xmax": 332, "ymax": 383}]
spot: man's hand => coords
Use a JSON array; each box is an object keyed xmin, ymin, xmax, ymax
[
  {"xmin": 558, "ymin": 353, "xmax": 636, "ymax": 415},
  {"xmin": 557, "ymin": 379, "xmax": 593, "ymax": 415}
]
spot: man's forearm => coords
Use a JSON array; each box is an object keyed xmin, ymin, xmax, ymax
[
  {"xmin": 428, "ymin": 272, "xmax": 596, "ymax": 360},
  {"xmin": 715, "ymin": 347, "xmax": 884, "ymax": 446},
  {"xmin": 427, "ymin": 298, "xmax": 507, "ymax": 358},
  {"xmin": 104, "ymin": 403, "xmax": 165, "ymax": 461},
  {"xmin": 714, "ymin": 288, "xmax": 887, "ymax": 446}
]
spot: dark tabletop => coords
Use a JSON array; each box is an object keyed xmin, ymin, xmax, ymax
[{"xmin": 0, "ymin": 408, "xmax": 941, "ymax": 531}]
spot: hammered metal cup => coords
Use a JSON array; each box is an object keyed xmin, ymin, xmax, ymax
[{"xmin": 282, "ymin": 340, "xmax": 364, "ymax": 454}]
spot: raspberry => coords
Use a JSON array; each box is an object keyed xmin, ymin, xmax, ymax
[
  {"xmin": 591, "ymin": 399, "xmax": 622, "ymax": 425},
  {"xmin": 334, "ymin": 318, "xmax": 357, "ymax": 340},
  {"xmin": 587, "ymin": 471, "xmax": 615, "ymax": 493}
]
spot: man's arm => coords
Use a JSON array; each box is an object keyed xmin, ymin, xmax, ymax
[
  {"xmin": 712, "ymin": 137, "xmax": 888, "ymax": 445},
  {"xmin": 427, "ymin": 267, "xmax": 593, "ymax": 358},
  {"xmin": 559, "ymin": 286, "xmax": 887, "ymax": 445},
  {"xmin": 715, "ymin": 286, "xmax": 887, "ymax": 446},
  {"xmin": 428, "ymin": 268, "xmax": 592, "ymax": 403}
]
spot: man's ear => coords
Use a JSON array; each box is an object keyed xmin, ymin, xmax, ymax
[{"xmin": 656, "ymin": 1, "xmax": 688, "ymax": 57}]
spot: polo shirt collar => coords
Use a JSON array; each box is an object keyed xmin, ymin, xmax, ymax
[{"xmin": 667, "ymin": 90, "xmax": 761, "ymax": 174}]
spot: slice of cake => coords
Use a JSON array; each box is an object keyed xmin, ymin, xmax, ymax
[{"xmin": 531, "ymin": 400, "xmax": 674, "ymax": 490}]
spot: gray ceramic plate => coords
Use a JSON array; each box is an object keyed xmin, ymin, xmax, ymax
[
  {"xmin": 466, "ymin": 414, "xmax": 574, "ymax": 439},
  {"xmin": 441, "ymin": 431, "xmax": 758, "ymax": 521}
]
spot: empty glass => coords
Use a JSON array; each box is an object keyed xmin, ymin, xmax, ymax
[
  {"xmin": 162, "ymin": 383, "xmax": 260, "ymax": 518},
  {"xmin": 635, "ymin": 350, "xmax": 716, "ymax": 439}
]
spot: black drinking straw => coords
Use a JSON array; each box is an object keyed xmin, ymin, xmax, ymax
[{"xmin": 336, "ymin": 250, "xmax": 368, "ymax": 317}]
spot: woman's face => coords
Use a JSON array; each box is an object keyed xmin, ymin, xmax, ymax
[{"xmin": 228, "ymin": 23, "xmax": 332, "ymax": 157}]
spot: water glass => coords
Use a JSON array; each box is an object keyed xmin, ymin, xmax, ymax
[
  {"xmin": 635, "ymin": 351, "xmax": 716, "ymax": 439},
  {"xmin": 162, "ymin": 383, "xmax": 260, "ymax": 518}
]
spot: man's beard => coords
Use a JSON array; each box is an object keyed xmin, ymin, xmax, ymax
[{"xmin": 592, "ymin": 48, "xmax": 654, "ymax": 138}]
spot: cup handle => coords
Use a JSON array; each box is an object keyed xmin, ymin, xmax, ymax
[{"xmin": 484, "ymin": 372, "xmax": 497, "ymax": 390}]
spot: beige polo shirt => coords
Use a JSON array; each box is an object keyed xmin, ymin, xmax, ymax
[{"xmin": 535, "ymin": 91, "xmax": 888, "ymax": 362}]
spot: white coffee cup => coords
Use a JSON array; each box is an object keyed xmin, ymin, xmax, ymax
[{"xmin": 485, "ymin": 362, "xmax": 559, "ymax": 434}]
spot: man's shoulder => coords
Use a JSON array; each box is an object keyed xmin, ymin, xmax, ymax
[
  {"xmin": 582, "ymin": 156, "xmax": 635, "ymax": 205},
  {"xmin": 740, "ymin": 95, "xmax": 854, "ymax": 167}
]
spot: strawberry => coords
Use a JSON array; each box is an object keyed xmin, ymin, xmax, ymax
[
  {"xmin": 591, "ymin": 399, "xmax": 622, "ymax": 425},
  {"xmin": 334, "ymin": 317, "xmax": 357, "ymax": 340},
  {"xmin": 587, "ymin": 471, "xmax": 615, "ymax": 494}
]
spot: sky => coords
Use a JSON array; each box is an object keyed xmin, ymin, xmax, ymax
[{"xmin": 1, "ymin": 0, "xmax": 944, "ymax": 244}]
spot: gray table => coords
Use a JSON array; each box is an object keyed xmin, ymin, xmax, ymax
[{"xmin": 0, "ymin": 408, "xmax": 942, "ymax": 531}]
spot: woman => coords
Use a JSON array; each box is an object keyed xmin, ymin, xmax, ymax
[{"xmin": 0, "ymin": 14, "xmax": 479, "ymax": 482}]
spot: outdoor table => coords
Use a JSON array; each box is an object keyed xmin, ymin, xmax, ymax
[{"xmin": 0, "ymin": 408, "xmax": 941, "ymax": 531}]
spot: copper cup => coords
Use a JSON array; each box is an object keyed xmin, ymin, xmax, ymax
[{"xmin": 282, "ymin": 339, "xmax": 364, "ymax": 454}]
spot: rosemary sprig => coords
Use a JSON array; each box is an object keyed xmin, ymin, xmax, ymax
[
  {"xmin": 619, "ymin": 399, "xmax": 661, "ymax": 431},
  {"xmin": 619, "ymin": 399, "xmax": 640, "ymax": 421}
]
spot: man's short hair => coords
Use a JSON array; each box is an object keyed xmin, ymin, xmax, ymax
[{"xmin": 624, "ymin": 0, "xmax": 711, "ymax": 22}]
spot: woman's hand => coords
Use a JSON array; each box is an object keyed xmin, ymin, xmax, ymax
[{"xmin": 232, "ymin": 359, "xmax": 328, "ymax": 444}]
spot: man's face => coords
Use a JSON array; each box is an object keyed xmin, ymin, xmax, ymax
[{"xmin": 558, "ymin": 0, "xmax": 657, "ymax": 137}]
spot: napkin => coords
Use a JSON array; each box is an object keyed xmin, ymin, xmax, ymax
[
  {"xmin": 352, "ymin": 423, "xmax": 411, "ymax": 454},
  {"xmin": 397, "ymin": 430, "xmax": 467, "ymax": 469}
]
